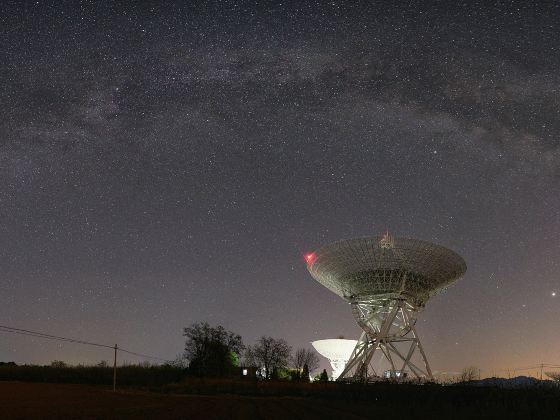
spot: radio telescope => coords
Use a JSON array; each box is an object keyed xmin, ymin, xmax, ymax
[
  {"xmin": 306, "ymin": 234, "xmax": 466, "ymax": 381},
  {"xmin": 312, "ymin": 339, "xmax": 358, "ymax": 380}
]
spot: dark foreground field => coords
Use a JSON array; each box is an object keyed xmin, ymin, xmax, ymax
[
  {"xmin": 1, "ymin": 382, "xmax": 371, "ymax": 420},
  {"xmin": 2, "ymin": 381, "xmax": 559, "ymax": 420}
]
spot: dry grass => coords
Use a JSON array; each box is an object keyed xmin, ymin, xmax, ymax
[
  {"xmin": 0, "ymin": 381, "xmax": 372, "ymax": 419},
  {"xmin": 1, "ymin": 380, "xmax": 559, "ymax": 419}
]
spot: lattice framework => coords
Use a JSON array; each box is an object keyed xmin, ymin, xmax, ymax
[{"xmin": 307, "ymin": 235, "xmax": 466, "ymax": 381}]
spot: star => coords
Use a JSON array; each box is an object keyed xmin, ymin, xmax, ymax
[{"xmin": 0, "ymin": 1, "xmax": 558, "ymax": 377}]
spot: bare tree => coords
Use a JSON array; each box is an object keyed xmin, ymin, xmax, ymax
[
  {"xmin": 458, "ymin": 366, "xmax": 479, "ymax": 383},
  {"xmin": 168, "ymin": 354, "xmax": 188, "ymax": 369},
  {"xmin": 50, "ymin": 360, "xmax": 67, "ymax": 368},
  {"xmin": 244, "ymin": 336, "xmax": 292, "ymax": 380},
  {"xmin": 292, "ymin": 348, "xmax": 320, "ymax": 379},
  {"xmin": 545, "ymin": 371, "xmax": 560, "ymax": 382}
]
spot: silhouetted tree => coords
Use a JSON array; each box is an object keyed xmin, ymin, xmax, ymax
[
  {"xmin": 301, "ymin": 364, "xmax": 310, "ymax": 382},
  {"xmin": 244, "ymin": 336, "xmax": 292, "ymax": 380},
  {"xmin": 546, "ymin": 371, "xmax": 560, "ymax": 382},
  {"xmin": 50, "ymin": 360, "xmax": 67, "ymax": 368},
  {"xmin": 292, "ymin": 348, "xmax": 320, "ymax": 380},
  {"xmin": 168, "ymin": 354, "xmax": 188, "ymax": 369},
  {"xmin": 459, "ymin": 366, "xmax": 479, "ymax": 383},
  {"xmin": 319, "ymin": 368, "xmax": 329, "ymax": 382},
  {"xmin": 183, "ymin": 322, "xmax": 244, "ymax": 377}
]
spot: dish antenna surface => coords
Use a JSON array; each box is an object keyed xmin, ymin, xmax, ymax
[
  {"xmin": 306, "ymin": 234, "xmax": 466, "ymax": 381},
  {"xmin": 312, "ymin": 339, "xmax": 358, "ymax": 380}
]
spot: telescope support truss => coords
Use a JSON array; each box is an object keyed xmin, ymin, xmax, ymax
[{"xmin": 336, "ymin": 298, "xmax": 433, "ymax": 381}]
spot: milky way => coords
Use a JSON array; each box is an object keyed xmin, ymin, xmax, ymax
[{"xmin": 1, "ymin": 1, "xmax": 559, "ymax": 377}]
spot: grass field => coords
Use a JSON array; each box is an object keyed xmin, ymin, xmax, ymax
[
  {"xmin": 0, "ymin": 381, "xmax": 377, "ymax": 419},
  {"xmin": 2, "ymin": 381, "xmax": 559, "ymax": 419}
]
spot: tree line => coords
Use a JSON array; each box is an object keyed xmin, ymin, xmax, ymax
[{"xmin": 183, "ymin": 322, "xmax": 325, "ymax": 381}]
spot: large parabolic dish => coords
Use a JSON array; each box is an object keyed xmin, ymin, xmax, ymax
[{"xmin": 306, "ymin": 234, "xmax": 466, "ymax": 381}]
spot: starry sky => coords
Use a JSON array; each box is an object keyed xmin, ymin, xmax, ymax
[{"xmin": 1, "ymin": 1, "xmax": 559, "ymax": 378}]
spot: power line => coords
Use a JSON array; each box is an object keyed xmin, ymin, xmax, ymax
[
  {"xmin": 497, "ymin": 364, "xmax": 560, "ymax": 372},
  {"xmin": 0, "ymin": 325, "xmax": 114, "ymax": 349},
  {"xmin": 118, "ymin": 347, "xmax": 172, "ymax": 362},
  {"xmin": 0, "ymin": 324, "xmax": 172, "ymax": 362}
]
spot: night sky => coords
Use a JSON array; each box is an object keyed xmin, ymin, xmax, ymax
[{"xmin": 1, "ymin": 1, "xmax": 559, "ymax": 378}]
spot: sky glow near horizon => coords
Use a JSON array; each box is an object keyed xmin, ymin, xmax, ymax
[{"xmin": 1, "ymin": 1, "xmax": 559, "ymax": 378}]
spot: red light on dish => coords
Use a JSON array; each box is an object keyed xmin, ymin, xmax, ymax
[{"xmin": 305, "ymin": 253, "xmax": 316, "ymax": 265}]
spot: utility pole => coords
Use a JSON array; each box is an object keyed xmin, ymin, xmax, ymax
[
  {"xmin": 113, "ymin": 344, "xmax": 118, "ymax": 392},
  {"xmin": 540, "ymin": 363, "xmax": 543, "ymax": 381}
]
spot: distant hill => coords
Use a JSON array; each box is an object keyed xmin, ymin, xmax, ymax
[{"xmin": 465, "ymin": 376, "xmax": 557, "ymax": 389}]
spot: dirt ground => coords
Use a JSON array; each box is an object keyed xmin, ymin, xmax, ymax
[
  {"xmin": 3, "ymin": 381, "xmax": 557, "ymax": 419},
  {"xmin": 0, "ymin": 381, "xmax": 373, "ymax": 419}
]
